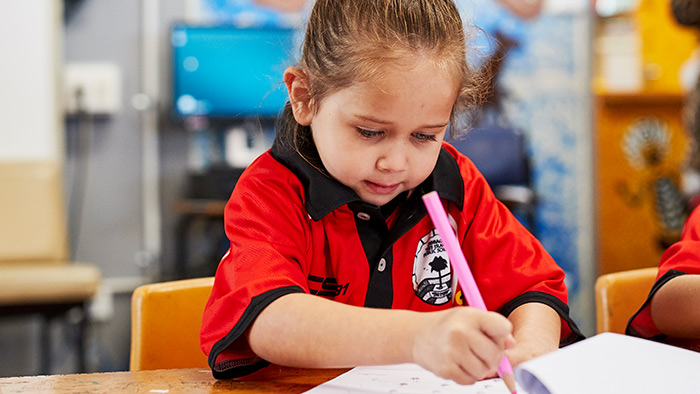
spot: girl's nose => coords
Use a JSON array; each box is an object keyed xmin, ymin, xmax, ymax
[{"xmin": 377, "ymin": 143, "xmax": 408, "ymax": 172}]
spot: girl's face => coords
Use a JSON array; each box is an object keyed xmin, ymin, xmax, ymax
[{"xmin": 295, "ymin": 57, "xmax": 459, "ymax": 206}]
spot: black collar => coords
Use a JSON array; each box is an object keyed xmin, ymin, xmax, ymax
[{"xmin": 271, "ymin": 134, "xmax": 464, "ymax": 221}]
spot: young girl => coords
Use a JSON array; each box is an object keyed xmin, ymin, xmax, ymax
[
  {"xmin": 201, "ymin": 0, "xmax": 583, "ymax": 384},
  {"xmin": 626, "ymin": 205, "xmax": 700, "ymax": 351}
]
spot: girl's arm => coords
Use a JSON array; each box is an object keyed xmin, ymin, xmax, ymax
[
  {"xmin": 651, "ymin": 274, "xmax": 700, "ymax": 338},
  {"xmin": 505, "ymin": 302, "xmax": 561, "ymax": 366},
  {"xmin": 247, "ymin": 293, "xmax": 515, "ymax": 385}
]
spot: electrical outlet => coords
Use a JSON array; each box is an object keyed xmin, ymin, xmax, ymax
[
  {"xmin": 65, "ymin": 62, "xmax": 122, "ymax": 115},
  {"xmin": 89, "ymin": 282, "xmax": 114, "ymax": 323}
]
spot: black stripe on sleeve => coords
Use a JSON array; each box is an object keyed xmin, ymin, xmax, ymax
[
  {"xmin": 498, "ymin": 290, "xmax": 586, "ymax": 346},
  {"xmin": 209, "ymin": 285, "xmax": 304, "ymax": 379},
  {"xmin": 625, "ymin": 269, "xmax": 687, "ymax": 338}
]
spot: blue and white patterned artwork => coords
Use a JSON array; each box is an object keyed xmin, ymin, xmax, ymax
[{"xmin": 459, "ymin": 0, "xmax": 593, "ymax": 333}]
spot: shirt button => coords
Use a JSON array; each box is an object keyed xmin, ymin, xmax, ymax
[
  {"xmin": 378, "ymin": 258, "xmax": 386, "ymax": 272},
  {"xmin": 357, "ymin": 212, "xmax": 371, "ymax": 220}
]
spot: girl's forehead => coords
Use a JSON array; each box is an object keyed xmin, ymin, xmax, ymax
[
  {"xmin": 329, "ymin": 60, "xmax": 459, "ymax": 114},
  {"xmin": 353, "ymin": 53, "xmax": 460, "ymax": 86}
]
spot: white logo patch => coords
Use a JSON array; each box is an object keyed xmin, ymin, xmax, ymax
[{"xmin": 413, "ymin": 229, "xmax": 452, "ymax": 305}]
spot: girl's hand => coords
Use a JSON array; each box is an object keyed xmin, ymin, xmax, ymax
[{"xmin": 411, "ymin": 307, "xmax": 515, "ymax": 385}]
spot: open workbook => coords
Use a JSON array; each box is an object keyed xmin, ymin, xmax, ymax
[{"xmin": 304, "ymin": 333, "xmax": 700, "ymax": 394}]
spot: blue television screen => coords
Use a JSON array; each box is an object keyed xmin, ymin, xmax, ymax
[{"xmin": 171, "ymin": 24, "xmax": 295, "ymax": 118}]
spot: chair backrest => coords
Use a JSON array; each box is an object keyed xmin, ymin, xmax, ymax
[
  {"xmin": 445, "ymin": 125, "xmax": 530, "ymax": 187},
  {"xmin": 0, "ymin": 161, "xmax": 68, "ymax": 263},
  {"xmin": 595, "ymin": 267, "xmax": 659, "ymax": 334},
  {"xmin": 130, "ymin": 277, "xmax": 214, "ymax": 371}
]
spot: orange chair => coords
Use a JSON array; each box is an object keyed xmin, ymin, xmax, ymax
[
  {"xmin": 594, "ymin": 267, "xmax": 658, "ymax": 334},
  {"xmin": 130, "ymin": 277, "xmax": 214, "ymax": 370}
]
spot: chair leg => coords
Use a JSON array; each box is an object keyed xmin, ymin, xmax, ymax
[
  {"xmin": 39, "ymin": 306, "xmax": 90, "ymax": 374},
  {"xmin": 77, "ymin": 305, "xmax": 88, "ymax": 372},
  {"xmin": 39, "ymin": 315, "xmax": 54, "ymax": 375},
  {"xmin": 174, "ymin": 215, "xmax": 193, "ymax": 280}
]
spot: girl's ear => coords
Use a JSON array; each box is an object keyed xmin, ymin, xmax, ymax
[{"xmin": 284, "ymin": 67, "xmax": 313, "ymax": 126}]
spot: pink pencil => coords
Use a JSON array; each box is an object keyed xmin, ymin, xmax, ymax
[{"xmin": 422, "ymin": 191, "xmax": 517, "ymax": 394}]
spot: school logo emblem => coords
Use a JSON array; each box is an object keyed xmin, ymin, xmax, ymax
[{"xmin": 413, "ymin": 229, "xmax": 453, "ymax": 305}]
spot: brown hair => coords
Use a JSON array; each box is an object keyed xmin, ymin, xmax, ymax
[{"xmin": 275, "ymin": 0, "xmax": 487, "ymax": 153}]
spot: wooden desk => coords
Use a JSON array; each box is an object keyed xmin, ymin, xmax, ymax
[{"xmin": 0, "ymin": 366, "xmax": 349, "ymax": 393}]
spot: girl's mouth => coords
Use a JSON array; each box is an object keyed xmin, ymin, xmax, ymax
[{"xmin": 365, "ymin": 181, "xmax": 400, "ymax": 195}]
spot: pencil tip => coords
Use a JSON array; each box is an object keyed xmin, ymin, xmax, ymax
[{"xmin": 500, "ymin": 371, "xmax": 517, "ymax": 394}]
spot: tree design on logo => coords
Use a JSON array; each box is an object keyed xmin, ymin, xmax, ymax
[{"xmin": 430, "ymin": 256, "xmax": 449, "ymax": 284}]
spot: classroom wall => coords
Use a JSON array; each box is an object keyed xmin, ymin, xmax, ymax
[
  {"xmin": 62, "ymin": 0, "xmax": 193, "ymax": 374},
  {"xmin": 0, "ymin": 1, "xmax": 61, "ymax": 161},
  {"xmin": 0, "ymin": 0, "xmax": 62, "ymax": 378},
  {"xmin": 64, "ymin": 1, "xmax": 147, "ymax": 280},
  {"xmin": 0, "ymin": 0, "xmax": 191, "ymax": 377}
]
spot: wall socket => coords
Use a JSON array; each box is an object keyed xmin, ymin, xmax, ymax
[
  {"xmin": 89, "ymin": 282, "xmax": 114, "ymax": 323},
  {"xmin": 64, "ymin": 62, "xmax": 122, "ymax": 115}
]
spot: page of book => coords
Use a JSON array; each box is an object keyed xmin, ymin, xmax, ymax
[
  {"xmin": 514, "ymin": 332, "xmax": 700, "ymax": 394},
  {"xmin": 303, "ymin": 363, "xmax": 524, "ymax": 394}
]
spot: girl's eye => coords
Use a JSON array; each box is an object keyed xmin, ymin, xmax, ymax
[
  {"xmin": 413, "ymin": 132, "xmax": 438, "ymax": 142},
  {"xmin": 357, "ymin": 128, "xmax": 382, "ymax": 138}
]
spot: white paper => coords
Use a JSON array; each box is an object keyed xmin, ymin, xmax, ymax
[
  {"xmin": 514, "ymin": 332, "xmax": 700, "ymax": 394},
  {"xmin": 304, "ymin": 363, "xmax": 522, "ymax": 394},
  {"xmin": 305, "ymin": 333, "xmax": 700, "ymax": 394}
]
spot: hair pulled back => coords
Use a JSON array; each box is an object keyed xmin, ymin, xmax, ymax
[{"xmin": 276, "ymin": 0, "xmax": 486, "ymax": 152}]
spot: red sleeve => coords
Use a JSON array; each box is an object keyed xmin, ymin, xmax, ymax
[
  {"xmin": 627, "ymin": 206, "xmax": 700, "ymax": 340},
  {"xmin": 444, "ymin": 143, "xmax": 582, "ymax": 345},
  {"xmin": 200, "ymin": 152, "xmax": 310, "ymax": 378},
  {"xmin": 657, "ymin": 205, "xmax": 700, "ymax": 276}
]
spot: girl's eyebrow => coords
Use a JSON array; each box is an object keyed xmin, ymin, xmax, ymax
[{"xmin": 355, "ymin": 114, "xmax": 448, "ymax": 129}]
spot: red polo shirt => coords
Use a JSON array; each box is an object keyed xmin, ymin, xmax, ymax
[
  {"xmin": 626, "ymin": 206, "xmax": 700, "ymax": 351},
  {"xmin": 200, "ymin": 138, "xmax": 583, "ymax": 379}
]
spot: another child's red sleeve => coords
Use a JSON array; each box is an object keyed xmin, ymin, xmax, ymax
[{"xmin": 626, "ymin": 206, "xmax": 700, "ymax": 340}]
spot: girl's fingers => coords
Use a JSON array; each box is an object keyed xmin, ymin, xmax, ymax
[{"xmin": 465, "ymin": 334, "xmax": 504, "ymax": 373}]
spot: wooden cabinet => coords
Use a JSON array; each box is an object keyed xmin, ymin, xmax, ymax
[
  {"xmin": 594, "ymin": 0, "xmax": 696, "ymax": 274},
  {"xmin": 595, "ymin": 93, "xmax": 687, "ymax": 274}
]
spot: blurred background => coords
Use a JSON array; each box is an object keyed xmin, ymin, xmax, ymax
[{"xmin": 0, "ymin": 0, "xmax": 697, "ymax": 377}]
